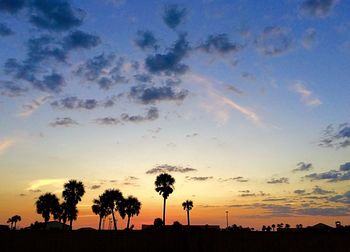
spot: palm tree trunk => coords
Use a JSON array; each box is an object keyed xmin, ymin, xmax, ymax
[
  {"xmin": 14, "ymin": 221, "xmax": 17, "ymax": 230},
  {"xmin": 98, "ymin": 216, "xmax": 102, "ymax": 230},
  {"xmin": 187, "ymin": 210, "xmax": 190, "ymax": 226},
  {"xmin": 163, "ymin": 197, "xmax": 166, "ymax": 226},
  {"xmin": 127, "ymin": 215, "xmax": 130, "ymax": 229},
  {"xmin": 69, "ymin": 218, "xmax": 73, "ymax": 230},
  {"xmin": 111, "ymin": 211, "xmax": 117, "ymax": 230}
]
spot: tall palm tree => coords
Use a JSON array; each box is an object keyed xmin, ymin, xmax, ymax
[
  {"xmin": 101, "ymin": 189, "xmax": 124, "ymax": 230},
  {"xmin": 122, "ymin": 196, "xmax": 141, "ymax": 229},
  {"xmin": 11, "ymin": 215, "xmax": 21, "ymax": 230},
  {"xmin": 182, "ymin": 200, "xmax": 193, "ymax": 226},
  {"xmin": 155, "ymin": 173, "xmax": 175, "ymax": 225},
  {"xmin": 62, "ymin": 180, "xmax": 85, "ymax": 230},
  {"xmin": 36, "ymin": 193, "xmax": 60, "ymax": 228},
  {"xmin": 92, "ymin": 195, "xmax": 111, "ymax": 230}
]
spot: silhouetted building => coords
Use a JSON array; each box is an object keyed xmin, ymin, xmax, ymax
[
  {"xmin": 307, "ymin": 223, "xmax": 333, "ymax": 231},
  {"xmin": 142, "ymin": 224, "xmax": 220, "ymax": 230},
  {"xmin": 0, "ymin": 225, "xmax": 10, "ymax": 231}
]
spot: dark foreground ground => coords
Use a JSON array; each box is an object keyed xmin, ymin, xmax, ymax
[{"xmin": 1, "ymin": 230, "xmax": 349, "ymax": 252}]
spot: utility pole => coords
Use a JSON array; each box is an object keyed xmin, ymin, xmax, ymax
[{"xmin": 226, "ymin": 211, "xmax": 229, "ymax": 228}]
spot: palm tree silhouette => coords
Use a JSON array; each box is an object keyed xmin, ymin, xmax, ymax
[
  {"xmin": 7, "ymin": 218, "xmax": 13, "ymax": 230},
  {"xmin": 182, "ymin": 200, "xmax": 193, "ymax": 226},
  {"xmin": 36, "ymin": 193, "xmax": 60, "ymax": 228},
  {"xmin": 102, "ymin": 189, "xmax": 124, "ymax": 230},
  {"xmin": 122, "ymin": 196, "xmax": 141, "ymax": 229},
  {"xmin": 272, "ymin": 224, "xmax": 276, "ymax": 231},
  {"xmin": 92, "ymin": 195, "xmax": 111, "ymax": 230},
  {"xmin": 62, "ymin": 180, "xmax": 85, "ymax": 230},
  {"xmin": 12, "ymin": 215, "xmax": 21, "ymax": 230},
  {"xmin": 155, "ymin": 173, "xmax": 175, "ymax": 226}
]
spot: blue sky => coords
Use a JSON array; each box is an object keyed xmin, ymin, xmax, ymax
[{"xmin": 0, "ymin": 0, "xmax": 350, "ymax": 229}]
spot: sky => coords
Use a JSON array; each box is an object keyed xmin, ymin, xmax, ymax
[{"xmin": 0, "ymin": 0, "xmax": 350, "ymax": 230}]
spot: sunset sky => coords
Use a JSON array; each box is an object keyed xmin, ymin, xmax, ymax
[{"xmin": 0, "ymin": 0, "xmax": 350, "ymax": 230}]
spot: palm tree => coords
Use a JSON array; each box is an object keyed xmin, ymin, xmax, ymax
[
  {"xmin": 122, "ymin": 196, "xmax": 141, "ymax": 229},
  {"xmin": 36, "ymin": 193, "xmax": 60, "ymax": 228},
  {"xmin": 92, "ymin": 195, "xmax": 111, "ymax": 230},
  {"xmin": 182, "ymin": 200, "xmax": 193, "ymax": 226},
  {"xmin": 7, "ymin": 218, "xmax": 13, "ymax": 230},
  {"xmin": 155, "ymin": 173, "xmax": 175, "ymax": 225},
  {"xmin": 62, "ymin": 180, "xmax": 85, "ymax": 230},
  {"xmin": 272, "ymin": 224, "xmax": 276, "ymax": 231},
  {"xmin": 101, "ymin": 189, "xmax": 124, "ymax": 230},
  {"xmin": 11, "ymin": 215, "xmax": 21, "ymax": 230}
]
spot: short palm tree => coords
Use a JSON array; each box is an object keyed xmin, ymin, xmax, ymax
[
  {"xmin": 182, "ymin": 200, "xmax": 193, "ymax": 226},
  {"xmin": 7, "ymin": 218, "xmax": 13, "ymax": 229},
  {"xmin": 155, "ymin": 173, "xmax": 175, "ymax": 225},
  {"xmin": 62, "ymin": 180, "xmax": 85, "ymax": 230},
  {"xmin": 101, "ymin": 189, "xmax": 124, "ymax": 230},
  {"xmin": 11, "ymin": 215, "xmax": 21, "ymax": 230},
  {"xmin": 36, "ymin": 193, "xmax": 60, "ymax": 227},
  {"xmin": 92, "ymin": 195, "xmax": 111, "ymax": 230},
  {"xmin": 122, "ymin": 196, "xmax": 141, "ymax": 229}
]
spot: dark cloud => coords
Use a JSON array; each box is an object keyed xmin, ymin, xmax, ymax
[
  {"xmin": 121, "ymin": 107, "xmax": 159, "ymax": 123},
  {"xmin": 231, "ymin": 203, "xmax": 348, "ymax": 217},
  {"xmin": 311, "ymin": 186, "xmax": 334, "ymax": 195},
  {"xmin": 49, "ymin": 117, "xmax": 79, "ymax": 127},
  {"xmin": 305, "ymin": 162, "xmax": 350, "ymax": 182},
  {"xmin": 240, "ymin": 191, "xmax": 268, "ymax": 197},
  {"xmin": 135, "ymin": 30, "xmax": 158, "ymax": 50},
  {"xmin": 198, "ymin": 34, "xmax": 243, "ymax": 54},
  {"xmin": 51, "ymin": 96, "xmax": 99, "ymax": 110},
  {"xmin": 146, "ymin": 164, "xmax": 197, "ymax": 174},
  {"xmin": 294, "ymin": 189, "xmax": 306, "ymax": 195},
  {"xmin": 227, "ymin": 85, "xmax": 244, "ymax": 95},
  {"xmin": 162, "ymin": 4, "xmax": 187, "ymax": 29},
  {"xmin": 33, "ymin": 73, "xmax": 65, "ymax": 93},
  {"xmin": 0, "ymin": 81, "xmax": 28, "ymax": 97},
  {"xmin": 129, "ymin": 85, "xmax": 188, "ymax": 104},
  {"xmin": 292, "ymin": 162, "xmax": 313, "ymax": 172},
  {"xmin": 320, "ymin": 123, "xmax": 350, "ymax": 149},
  {"xmin": 267, "ymin": 177, "xmax": 289, "ymax": 184},
  {"xmin": 63, "ymin": 30, "xmax": 100, "ymax": 50},
  {"xmin": 145, "ymin": 33, "xmax": 190, "ymax": 75},
  {"xmin": 329, "ymin": 191, "xmax": 350, "ymax": 204},
  {"xmin": 0, "ymin": 22, "xmax": 14, "ymax": 36},
  {"xmin": 296, "ymin": 207, "xmax": 348, "ymax": 216},
  {"xmin": 241, "ymin": 72, "xmax": 256, "ymax": 81},
  {"xmin": 29, "ymin": 0, "xmax": 84, "ymax": 31},
  {"xmin": 27, "ymin": 35, "xmax": 67, "ymax": 63},
  {"xmin": 300, "ymin": 0, "xmax": 338, "ymax": 17},
  {"xmin": 218, "ymin": 176, "xmax": 249, "ymax": 183},
  {"xmin": 75, "ymin": 54, "xmax": 127, "ymax": 90},
  {"xmin": 255, "ymin": 26, "xmax": 293, "ymax": 56},
  {"xmin": 94, "ymin": 117, "xmax": 120, "ymax": 126},
  {"xmin": 340, "ymin": 162, "xmax": 350, "ymax": 171},
  {"xmin": 0, "ymin": 0, "xmax": 25, "ymax": 14},
  {"xmin": 262, "ymin": 198, "xmax": 287, "ymax": 202},
  {"xmin": 90, "ymin": 185, "xmax": 101, "ymax": 190},
  {"xmin": 134, "ymin": 73, "xmax": 152, "ymax": 83},
  {"xmin": 186, "ymin": 176, "xmax": 213, "ymax": 181}
]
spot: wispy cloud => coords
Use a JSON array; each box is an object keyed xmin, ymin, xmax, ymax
[
  {"xmin": 0, "ymin": 138, "xmax": 15, "ymax": 154},
  {"xmin": 290, "ymin": 82, "xmax": 321, "ymax": 107},
  {"xmin": 185, "ymin": 73, "xmax": 261, "ymax": 126},
  {"xmin": 17, "ymin": 95, "xmax": 52, "ymax": 117},
  {"xmin": 27, "ymin": 178, "xmax": 66, "ymax": 191}
]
